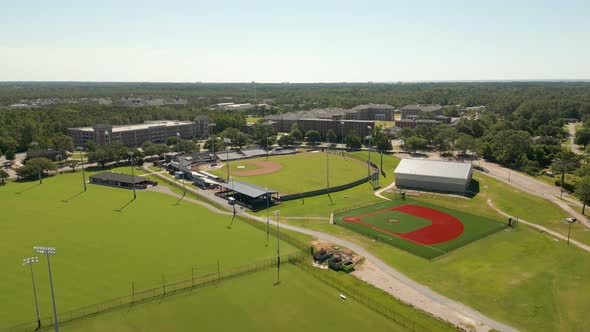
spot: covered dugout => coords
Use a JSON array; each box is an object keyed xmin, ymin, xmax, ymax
[
  {"xmin": 394, "ymin": 159, "xmax": 473, "ymax": 193},
  {"xmin": 217, "ymin": 180, "xmax": 278, "ymax": 211}
]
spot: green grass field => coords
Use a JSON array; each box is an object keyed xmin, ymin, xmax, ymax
[
  {"xmin": 335, "ymin": 199, "xmax": 506, "ymax": 259},
  {"xmin": 208, "ymin": 151, "xmax": 368, "ymax": 194},
  {"xmin": 252, "ymin": 152, "xmax": 400, "ymax": 218},
  {"xmin": 61, "ymin": 265, "xmax": 407, "ymax": 332},
  {"xmin": 280, "ymin": 171, "xmax": 590, "ymax": 331},
  {"xmin": 0, "ymin": 169, "xmax": 301, "ymax": 326}
]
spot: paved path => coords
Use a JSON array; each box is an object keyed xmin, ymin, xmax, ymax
[
  {"xmin": 144, "ymin": 165, "xmax": 517, "ymax": 332},
  {"xmin": 374, "ymin": 180, "xmax": 396, "ymax": 200},
  {"xmin": 476, "ymin": 160, "xmax": 590, "ymax": 229},
  {"xmin": 568, "ymin": 122, "xmax": 583, "ymax": 155},
  {"xmin": 486, "ymin": 199, "xmax": 590, "ymax": 253}
]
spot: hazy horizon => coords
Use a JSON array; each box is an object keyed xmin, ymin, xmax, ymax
[{"xmin": 2, "ymin": 0, "xmax": 589, "ymax": 82}]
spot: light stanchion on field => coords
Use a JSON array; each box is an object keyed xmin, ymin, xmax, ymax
[
  {"xmin": 128, "ymin": 152, "xmax": 137, "ymax": 200},
  {"xmin": 23, "ymin": 257, "xmax": 41, "ymax": 331},
  {"xmin": 266, "ymin": 188, "xmax": 270, "ymax": 247},
  {"xmin": 274, "ymin": 210, "xmax": 281, "ymax": 286},
  {"xmin": 76, "ymin": 146, "xmax": 86, "ymax": 191},
  {"xmin": 34, "ymin": 246, "xmax": 59, "ymax": 332}
]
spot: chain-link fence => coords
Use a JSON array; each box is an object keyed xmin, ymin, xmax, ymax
[
  {"xmin": 291, "ymin": 259, "xmax": 432, "ymax": 332},
  {"xmin": 3, "ymin": 252, "xmax": 307, "ymax": 332}
]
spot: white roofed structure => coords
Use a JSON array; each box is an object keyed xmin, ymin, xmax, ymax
[{"xmin": 394, "ymin": 159, "xmax": 473, "ymax": 193}]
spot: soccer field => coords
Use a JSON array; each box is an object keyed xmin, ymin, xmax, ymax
[
  {"xmin": 0, "ymin": 170, "xmax": 300, "ymax": 326},
  {"xmin": 207, "ymin": 151, "xmax": 369, "ymax": 194},
  {"xmin": 335, "ymin": 199, "xmax": 506, "ymax": 259}
]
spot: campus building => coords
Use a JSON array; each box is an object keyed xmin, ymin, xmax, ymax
[
  {"xmin": 400, "ymin": 104, "xmax": 444, "ymax": 119},
  {"xmin": 394, "ymin": 159, "xmax": 473, "ymax": 193},
  {"xmin": 68, "ymin": 117, "xmax": 209, "ymax": 147},
  {"xmin": 267, "ymin": 116, "xmax": 375, "ymax": 138}
]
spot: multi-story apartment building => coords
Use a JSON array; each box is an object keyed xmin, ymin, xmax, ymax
[
  {"xmin": 400, "ymin": 104, "xmax": 444, "ymax": 120},
  {"xmin": 68, "ymin": 117, "xmax": 209, "ymax": 147},
  {"xmin": 350, "ymin": 104, "xmax": 395, "ymax": 121},
  {"xmin": 266, "ymin": 116, "xmax": 375, "ymax": 139}
]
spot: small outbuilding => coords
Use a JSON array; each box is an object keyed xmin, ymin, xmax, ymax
[
  {"xmin": 89, "ymin": 172, "xmax": 157, "ymax": 190},
  {"xmin": 394, "ymin": 159, "xmax": 472, "ymax": 193}
]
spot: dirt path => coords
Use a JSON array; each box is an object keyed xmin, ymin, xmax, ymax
[
  {"xmin": 143, "ymin": 165, "xmax": 517, "ymax": 332},
  {"xmin": 486, "ymin": 199, "xmax": 590, "ymax": 253}
]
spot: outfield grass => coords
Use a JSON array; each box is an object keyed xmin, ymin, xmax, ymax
[
  {"xmin": 252, "ymin": 153, "xmax": 400, "ymax": 218},
  {"xmin": 61, "ymin": 265, "xmax": 410, "ymax": 332},
  {"xmin": 0, "ymin": 170, "xmax": 300, "ymax": 326},
  {"xmin": 208, "ymin": 151, "xmax": 368, "ymax": 194},
  {"xmin": 335, "ymin": 199, "xmax": 506, "ymax": 259}
]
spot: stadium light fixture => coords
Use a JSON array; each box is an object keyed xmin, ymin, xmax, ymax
[
  {"xmin": 30, "ymin": 142, "xmax": 42, "ymax": 184},
  {"xmin": 76, "ymin": 146, "xmax": 86, "ymax": 191},
  {"xmin": 127, "ymin": 151, "xmax": 137, "ymax": 200},
  {"xmin": 340, "ymin": 121, "xmax": 345, "ymax": 156},
  {"xmin": 22, "ymin": 257, "xmax": 41, "ymax": 330},
  {"xmin": 566, "ymin": 218, "xmax": 577, "ymax": 245},
  {"xmin": 34, "ymin": 246, "xmax": 59, "ymax": 332},
  {"xmin": 274, "ymin": 210, "xmax": 281, "ymax": 285}
]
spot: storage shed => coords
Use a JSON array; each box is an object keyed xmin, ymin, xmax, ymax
[{"xmin": 394, "ymin": 159, "xmax": 472, "ymax": 193}]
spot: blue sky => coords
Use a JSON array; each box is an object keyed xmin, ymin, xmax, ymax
[{"xmin": 1, "ymin": 0, "xmax": 589, "ymax": 82}]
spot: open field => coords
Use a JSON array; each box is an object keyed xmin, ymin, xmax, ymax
[
  {"xmin": 61, "ymin": 265, "xmax": 410, "ymax": 332},
  {"xmin": 0, "ymin": 169, "xmax": 300, "ymax": 326},
  {"xmin": 207, "ymin": 151, "xmax": 369, "ymax": 194},
  {"xmin": 280, "ymin": 171, "xmax": 590, "ymax": 331},
  {"xmin": 335, "ymin": 199, "xmax": 505, "ymax": 259}
]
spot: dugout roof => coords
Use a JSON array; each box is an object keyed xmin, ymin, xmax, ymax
[
  {"xmin": 90, "ymin": 172, "xmax": 146, "ymax": 184},
  {"xmin": 219, "ymin": 180, "xmax": 278, "ymax": 198},
  {"xmin": 394, "ymin": 159, "xmax": 472, "ymax": 180}
]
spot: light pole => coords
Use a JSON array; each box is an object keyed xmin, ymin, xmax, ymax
[
  {"xmin": 23, "ymin": 257, "xmax": 41, "ymax": 331},
  {"xmin": 34, "ymin": 246, "xmax": 58, "ymax": 332},
  {"xmin": 340, "ymin": 121, "xmax": 345, "ymax": 156},
  {"xmin": 128, "ymin": 152, "xmax": 137, "ymax": 200},
  {"xmin": 274, "ymin": 210, "xmax": 280, "ymax": 286},
  {"xmin": 30, "ymin": 142, "xmax": 42, "ymax": 184},
  {"xmin": 265, "ymin": 125, "xmax": 269, "ymax": 160},
  {"xmin": 226, "ymin": 145, "xmax": 230, "ymax": 181},
  {"xmin": 266, "ymin": 188, "xmax": 270, "ymax": 247},
  {"xmin": 326, "ymin": 135, "xmax": 330, "ymax": 194},
  {"xmin": 77, "ymin": 146, "xmax": 86, "ymax": 191},
  {"xmin": 367, "ymin": 126, "xmax": 372, "ymax": 187}
]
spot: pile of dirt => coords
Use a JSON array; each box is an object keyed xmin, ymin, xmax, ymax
[{"xmin": 311, "ymin": 240, "xmax": 363, "ymax": 265}]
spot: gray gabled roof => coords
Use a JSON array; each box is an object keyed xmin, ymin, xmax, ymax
[
  {"xmin": 90, "ymin": 172, "xmax": 145, "ymax": 184},
  {"xmin": 219, "ymin": 180, "xmax": 278, "ymax": 198},
  {"xmin": 394, "ymin": 159, "xmax": 472, "ymax": 180}
]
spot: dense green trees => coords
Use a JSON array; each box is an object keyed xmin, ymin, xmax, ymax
[
  {"xmin": 17, "ymin": 158, "xmax": 57, "ymax": 179},
  {"xmin": 305, "ymin": 130, "xmax": 321, "ymax": 145},
  {"xmin": 404, "ymin": 137, "xmax": 428, "ymax": 153},
  {"xmin": 345, "ymin": 131, "xmax": 362, "ymax": 149}
]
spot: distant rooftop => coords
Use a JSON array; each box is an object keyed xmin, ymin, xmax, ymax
[
  {"xmin": 400, "ymin": 104, "xmax": 443, "ymax": 112},
  {"xmin": 352, "ymin": 104, "xmax": 396, "ymax": 111},
  {"xmin": 70, "ymin": 120, "xmax": 195, "ymax": 132}
]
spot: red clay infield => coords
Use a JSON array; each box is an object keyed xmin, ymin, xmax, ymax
[{"xmin": 342, "ymin": 204, "xmax": 464, "ymax": 245}]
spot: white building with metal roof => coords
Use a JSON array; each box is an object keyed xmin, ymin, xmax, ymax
[{"xmin": 394, "ymin": 159, "xmax": 473, "ymax": 193}]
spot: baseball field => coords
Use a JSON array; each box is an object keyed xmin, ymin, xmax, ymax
[
  {"xmin": 335, "ymin": 199, "xmax": 506, "ymax": 259},
  {"xmin": 205, "ymin": 150, "xmax": 370, "ymax": 194}
]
